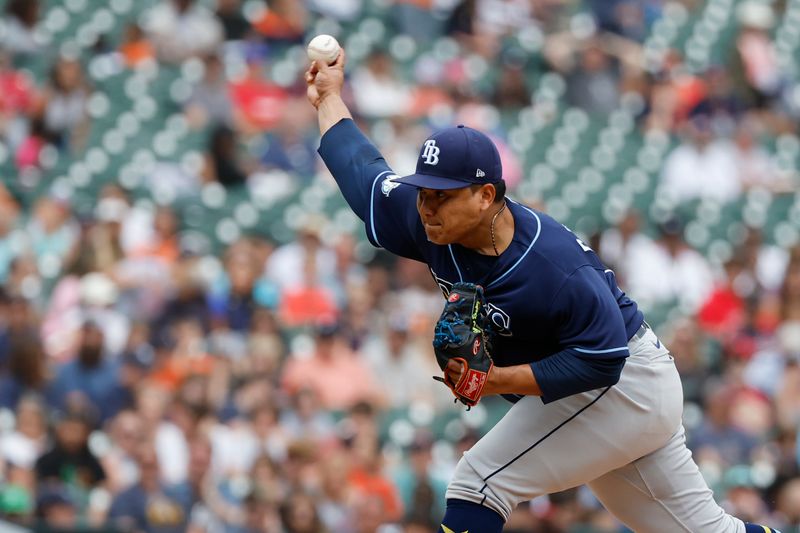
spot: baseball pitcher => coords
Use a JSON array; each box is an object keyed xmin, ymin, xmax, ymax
[{"xmin": 305, "ymin": 50, "xmax": 781, "ymax": 533}]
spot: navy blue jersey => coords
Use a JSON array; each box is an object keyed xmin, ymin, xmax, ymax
[{"xmin": 319, "ymin": 119, "xmax": 644, "ymax": 402}]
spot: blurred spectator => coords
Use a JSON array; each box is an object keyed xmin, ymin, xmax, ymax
[
  {"xmin": 152, "ymin": 261, "xmax": 211, "ymax": 347},
  {"xmin": 215, "ymin": 0, "xmax": 251, "ymax": 42},
  {"xmin": 351, "ymin": 50, "xmax": 412, "ymax": 119},
  {"xmin": 660, "ymin": 114, "xmax": 741, "ymax": 203},
  {"xmin": 134, "ymin": 382, "xmax": 189, "ymax": 486},
  {"xmin": 665, "ymin": 318, "xmax": 712, "ymax": 405},
  {"xmin": 566, "ymin": 42, "xmax": 621, "ymax": 115},
  {"xmin": 722, "ymin": 481, "xmax": 773, "ymax": 526},
  {"xmin": 2, "ymin": 0, "xmax": 42, "ymax": 57},
  {"xmin": 491, "ymin": 64, "xmax": 530, "ymax": 109},
  {"xmin": 1, "ymin": 395, "xmax": 48, "ymax": 470},
  {"xmin": 185, "ymin": 54, "xmax": 234, "ymax": 128},
  {"xmin": 37, "ymin": 56, "xmax": 90, "ymax": 151},
  {"xmin": 0, "ymin": 207, "xmax": 23, "ymax": 285},
  {"xmin": 100, "ymin": 410, "xmax": 144, "ymax": 494},
  {"xmin": 202, "ymin": 125, "xmax": 249, "ymax": 187},
  {"xmin": 646, "ymin": 50, "xmax": 707, "ymax": 131},
  {"xmin": 0, "ymin": 50, "xmax": 36, "ymax": 147},
  {"xmin": 141, "ymin": 0, "xmax": 224, "ymax": 64},
  {"xmin": 35, "ymin": 409, "xmax": 106, "ymax": 491},
  {"xmin": 597, "ymin": 208, "xmax": 653, "ymax": 282},
  {"xmin": 34, "ymin": 484, "xmax": 79, "ymax": 531},
  {"xmin": 469, "ymin": 0, "xmax": 537, "ymax": 57},
  {"xmin": 118, "ymin": 23, "xmax": 156, "ymax": 68},
  {"xmin": 689, "ymin": 66, "xmax": 744, "ymax": 136},
  {"xmin": 279, "ymin": 491, "xmax": 325, "ymax": 533},
  {"xmin": 207, "ymin": 240, "xmax": 268, "ymax": 331},
  {"xmin": 148, "ymin": 318, "xmax": 215, "ymax": 393},
  {"xmin": 698, "ymin": 255, "xmax": 750, "ymax": 338},
  {"xmin": 774, "ymin": 339, "xmax": 800, "ymax": 434},
  {"xmin": 108, "ymin": 445, "xmax": 191, "ymax": 533},
  {"xmin": 130, "ymin": 206, "xmax": 180, "ymax": 264},
  {"xmin": 279, "ymin": 387, "xmax": 337, "ymax": 444},
  {"xmin": 27, "ymin": 195, "xmax": 79, "ymax": 271},
  {"xmin": 732, "ymin": 119, "xmax": 793, "ymax": 193},
  {"xmin": 229, "ymin": 57, "xmax": 289, "ymax": 132},
  {"xmin": 0, "ymin": 482, "xmax": 34, "ymax": 525},
  {"xmin": 392, "ymin": 431, "xmax": 448, "ymax": 528},
  {"xmin": 0, "ymin": 329, "xmax": 47, "ymax": 409},
  {"xmin": 47, "ymin": 320, "xmax": 126, "ymax": 423},
  {"xmin": 317, "ymin": 451, "xmax": 353, "ymax": 533},
  {"xmin": 362, "ymin": 315, "xmax": 441, "ymax": 408},
  {"xmin": 306, "ymin": 0, "xmax": 362, "ymax": 22},
  {"xmin": 344, "ymin": 404, "xmax": 403, "ymax": 524},
  {"xmin": 392, "ymin": 0, "xmax": 443, "ymax": 44},
  {"xmin": 731, "ymin": 1, "xmax": 783, "ymax": 109},
  {"xmin": 588, "ymin": 0, "xmax": 649, "ymax": 42},
  {"xmin": 252, "ymin": 0, "xmax": 307, "ymax": 44},
  {"xmin": 774, "ymin": 478, "xmax": 800, "ymax": 530},
  {"xmin": 259, "ymin": 99, "xmax": 318, "ymax": 179},
  {"xmin": 78, "ymin": 272, "xmax": 130, "ymax": 358},
  {"xmin": 277, "ymin": 253, "xmax": 338, "ymax": 328},
  {"xmin": 282, "ymin": 324, "xmax": 383, "ymax": 410},
  {"xmin": 14, "ymin": 116, "xmax": 50, "ymax": 171},
  {"xmin": 266, "ymin": 216, "xmax": 338, "ymax": 294},
  {"xmin": 623, "ymin": 217, "xmax": 714, "ymax": 312},
  {"xmin": 737, "ymin": 227, "xmax": 790, "ymax": 295},
  {"xmin": 689, "ymin": 382, "xmax": 759, "ymax": 468}
]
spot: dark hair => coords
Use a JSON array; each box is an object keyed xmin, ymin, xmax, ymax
[
  {"xmin": 492, "ymin": 180, "xmax": 506, "ymax": 201},
  {"xmin": 8, "ymin": 331, "xmax": 46, "ymax": 390},
  {"xmin": 209, "ymin": 125, "xmax": 247, "ymax": 187},
  {"xmin": 470, "ymin": 181, "xmax": 506, "ymax": 203},
  {"xmin": 6, "ymin": 0, "xmax": 39, "ymax": 27}
]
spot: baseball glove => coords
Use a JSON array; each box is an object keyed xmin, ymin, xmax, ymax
[{"xmin": 432, "ymin": 282, "xmax": 494, "ymax": 408}]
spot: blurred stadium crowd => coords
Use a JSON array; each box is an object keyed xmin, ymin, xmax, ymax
[{"xmin": 0, "ymin": 0, "xmax": 798, "ymax": 531}]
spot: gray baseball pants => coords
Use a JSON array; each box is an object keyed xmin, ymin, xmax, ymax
[{"xmin": 446, "ymin": 325, "xmax": 747, "ymax": 533}]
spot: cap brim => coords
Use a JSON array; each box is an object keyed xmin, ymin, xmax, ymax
[{"xmin": 394, "ymin": 173, "xmax": 470, "ymax": 190}]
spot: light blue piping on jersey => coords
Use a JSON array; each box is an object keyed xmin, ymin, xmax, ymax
[
  {"xmin": 573, "ymin": 346, "xmax": 629, "ymax": 354},
  {"xmin": 447, "ymin": 245, "xmax": 464, "ymax": 282},
  {"xmin": 445, "ymin": 199, "xmax": 542, "ymax": 287},
  {"xmin": 368, "ymin": 170, "xmax": 394, "ymax": 248},
  {"xmin": 486, "ymin": 200, "xmax": 542, "ymax": 289}
]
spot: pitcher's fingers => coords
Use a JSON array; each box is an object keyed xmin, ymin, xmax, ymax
[
  {"xmin": 333, "ymin": 48, "xmax": 346, "ymax": 69},
  {"xmin": 446, "ymin": 359, "xmax": 463, "ymax": 373}
]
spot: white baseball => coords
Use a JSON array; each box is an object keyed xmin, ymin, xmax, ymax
[{"xmin": 307, "ymin": 34, "xmax": 341, "ymax": 65}]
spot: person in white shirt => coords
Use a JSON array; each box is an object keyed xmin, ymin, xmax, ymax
[
  {"xmin": 660, "ymin": 114, "xmax": 741, "ymax": 204},
  {"xmin": 623, "ymin": 217, "xmax": 715, "ymax": 312},
  {"xmin": 141, "ymin": 0, "xmax": 223, "ymax": 64}
]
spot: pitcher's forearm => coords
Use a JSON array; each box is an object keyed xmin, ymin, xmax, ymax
[
  {"xmin": 486, "ymin": 364, "xmax": 542, "ymax": 396},
  {"xmin": 317, "ymin": 94, "xmax": 352, "ymax": 136}
]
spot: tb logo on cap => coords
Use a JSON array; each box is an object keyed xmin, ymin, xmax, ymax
[{"xmin": 421, "ymin": 140, "xmax": 440, "ymax": 166}]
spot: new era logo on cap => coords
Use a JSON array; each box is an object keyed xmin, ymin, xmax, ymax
[{"xmin": 395, "ymin": 125, "xmax": 503, "ymax": 190}]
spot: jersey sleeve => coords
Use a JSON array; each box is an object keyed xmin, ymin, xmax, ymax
[
  {"xmin": 530, "ymin": 265, "xmax": 630, "ymax": 403},
  {"xmin": 318, "ymin": 119, "xmax": 425, "ymax": 261}
]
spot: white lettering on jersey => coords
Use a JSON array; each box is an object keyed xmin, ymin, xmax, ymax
[
  {"xmin": 430, "ymin": 268, "xmax": 513, "ymax": 336},
  {"xmin": 561, "ymin": 224, "xmax": 593, "ymax": 252},
  {"xmin": 421, "ymin": 140, "xmax": 440, "ymax": 165}
]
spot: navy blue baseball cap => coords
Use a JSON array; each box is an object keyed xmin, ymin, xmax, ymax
[{"xmin": 396, "ymin": 125, "xmax": 503, "ymax": 190}]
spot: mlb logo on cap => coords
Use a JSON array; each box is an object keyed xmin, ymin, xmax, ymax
[{"xmin": 395, "ymin": 125, "xmax": 503, "ymax": 190}]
